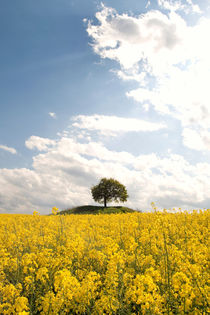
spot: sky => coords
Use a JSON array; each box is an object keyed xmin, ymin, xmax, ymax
[{"xmin": 1, "ymin": 0, "xmax": 210, "ymax": 214}]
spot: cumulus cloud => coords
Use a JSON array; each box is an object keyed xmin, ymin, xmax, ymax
[
  {"xmin": 72, "ymin": 115, "xmax": 166, "ymax": 136},
  {"xmin": 157, "ymin": 0, "xmax": 202, "ymax": 14},
  {"xmin": 1, "ymin": 129, "xmax": 210, "ymax": 213},
  {"xmin": 49, "ymin": 112, "xmax": 57, "ymax": 119},
  {"xmin": 87, "ymin": 6, "xmax": 186, "ymax": 70},
  {"xmin": 0, "ymin": 145, "xmax": 17, "ymax": 155},
  {"xmin": 86, "ymin": 4, "xmax": 210, "ymax": 151},
  {"xmin": 25, "ymin": 136, "xmax": 56, "ymax": 151},
  {"xmin": 182, "ymin": 128, "xmax": 210, "ymax": 151}
]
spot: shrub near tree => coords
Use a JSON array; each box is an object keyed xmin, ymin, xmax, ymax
[{"xmin": 91, "ymin": 178, "xmax": 128, "ymax": 208}]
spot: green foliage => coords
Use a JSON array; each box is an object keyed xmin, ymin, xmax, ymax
[
  {"xmin": 59, "ymin": 205, "xmax": 135, "ymax": 215},
  {"xmin": 91, "ymin": 178, "xmax": 128, "ymax": 207}
]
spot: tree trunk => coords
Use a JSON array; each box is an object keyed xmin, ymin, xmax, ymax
[{"xmin": 104, "ymin": 196, "xmax": 107, "ymax": 208}]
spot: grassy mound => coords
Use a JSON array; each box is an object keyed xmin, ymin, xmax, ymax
[{"xmin": 58, "ymin": 205, "xmax": 137, "ymax": 215}]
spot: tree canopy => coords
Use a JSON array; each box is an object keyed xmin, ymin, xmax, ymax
[{"xmin": 91, "ymin": 178, "xmax": 128, "ymax": 208}]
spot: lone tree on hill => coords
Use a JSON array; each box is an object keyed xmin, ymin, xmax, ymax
[{"xmin": 91, "ymin": 178, "xmax": 128, "ymax": 208}]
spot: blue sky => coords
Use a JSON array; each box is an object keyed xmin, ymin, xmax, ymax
[{"xmin": 1, "ymin": 0, "xmax": 210, "ymax": 213}]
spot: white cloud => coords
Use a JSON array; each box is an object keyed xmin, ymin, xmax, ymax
[
  {"xmin": 158, "ymin": 0, "xmax": 184, "ymax": 12},
  {"xmin": 87, "ymin": 7, "xmax": 186, "ymax": 70},
  {"xmin": 157, "ymin": 0, "xmax": 202, "ymax": 14},
  {"xmin": 0, "ymin": 145, "xmax": 17, "ymax": 155},
  {"xmin": 49, "ymin": 112, "xmax": 57, "ymax": 119},
  {"xmin": 1, "ymin": 129, "xmax": 210, "ymax": 213},
  {"xmin": 182, "ymin": 128, "xmax": 210, "ymax": 151},
  {"xmin": 146, "ymin": 1, "xmax": 151, "ymax": 9},
  {"xmin": 72, "ymin": 115, "xmax": 166, "ymax": 136},
  {"xmin": 86, "ymin": 5, "xmax": 210, "ymax": 150},
  {"xmin": 25, "ymin": 136, "xmax": 56, "ymax": 151}
]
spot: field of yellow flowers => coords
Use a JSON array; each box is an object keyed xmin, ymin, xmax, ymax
[{"xmin": 0, "ymin": 209, "xmax": 209, "ymax": 314}]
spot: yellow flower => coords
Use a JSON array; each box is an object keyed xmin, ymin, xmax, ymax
[
  {"xmin": 14, "ymin": 297, "xmax": 29, "ymax": 313},
  {"xmin": 0, "ymin": 209, "xmax": 208, "ymax": 314},
  {"xmin": 52, "ymin": 207, "xmax": 59, "ymax": 215}
]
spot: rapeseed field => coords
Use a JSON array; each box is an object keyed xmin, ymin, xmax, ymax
[{"xmin": 0, "ymin": 209, "xmax": 209, "ymax": 314}]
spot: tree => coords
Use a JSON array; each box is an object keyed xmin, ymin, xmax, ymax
[{"xmin": 91, "ymin": 178, "xmax": 128, "ymax": 208}]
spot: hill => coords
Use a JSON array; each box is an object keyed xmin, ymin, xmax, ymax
[{"xmin": 58, "ymin": 205, "xmax": 138, "ymax": 215}]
